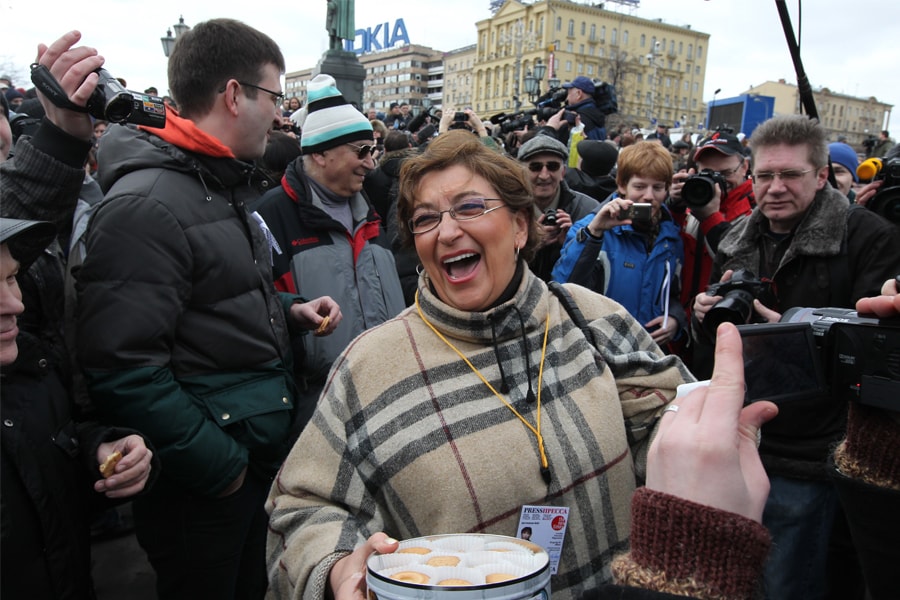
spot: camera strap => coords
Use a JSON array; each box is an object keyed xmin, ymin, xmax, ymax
[{"xmin": 30, "ymin": 63, "xmax": 92, "ymax": 114}]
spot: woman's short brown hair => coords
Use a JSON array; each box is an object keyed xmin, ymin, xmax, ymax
[
  {"xmin": 615, "ymin": 141, "xmax": 674, "ymax": 190},
  {"xmin": 397, "ymin": 130, "xmax": 542, "ymax": 261}
]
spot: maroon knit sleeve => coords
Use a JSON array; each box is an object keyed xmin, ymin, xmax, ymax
[
  {"xmin": 834, "ymin": 402, "xmax": 900, "ymax": 490},
  {"xmin": 611, "ymin": 487, "xmax": 770, "ymax": 600}
]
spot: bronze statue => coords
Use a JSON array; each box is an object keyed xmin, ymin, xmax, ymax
[{"xmin": 326, "ymin": 0, "xmax": 355, "ymax": 51}]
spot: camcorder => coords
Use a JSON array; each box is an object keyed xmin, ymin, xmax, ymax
[
  {"xmin": 491, "ymin": 110, "xmax": 537, "ymax": 134},
  {"xmin": 703, "ymin": 269, "xmax": 774, "ymax": 337},
  {"xmin": 737, "ymin": 306, "xmax": 900, "ymax": 411},
  {"xmin": 31, "ymin": 63, "xmax": 166, "ymax": 128},
  {"xmin": 856, "ymin": 156, "xmax": 900, "ymax": 224},
  {"xmin": 681, "ymin": 168, "xmax": 728, "ymax": 209}
]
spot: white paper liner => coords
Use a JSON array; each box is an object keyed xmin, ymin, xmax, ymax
[
  {"xmin": 423, "ymin": 552, "xmax": 466, "ymax": 568},
  {"xmin": 368, "ymin": 552, "xmax": 426, "ymax": 571},
  {"xmin": 477, "ymin": 562, "xmax": 530, "ymax": 582},
  {"xmin": 380, "ymin": 565, "xmax": 437, "ymax": 586},
  {"xmin": 490, "ymin": 551, "xmax": 547, "ymax": 571},
  {"xmin": 431, "ymin": 567, "xmax": 486, "ymax": 587},
  {"xmin": 484, "ymin": 541, "xmax": 531, "ymax": 553},
  {"xmin": 395, "ymin": 540, "xmax": 437, "ymax": 556},
  {"xmin": 430, "ymin": 535, "xmax": 488, "ymax": 552}
]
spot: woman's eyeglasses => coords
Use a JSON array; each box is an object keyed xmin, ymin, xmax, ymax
[
  {"xmin": 409, "ymin": 198, "xmax": 506, "ymax": 235},
  {"xmin": 528, "ymin": 161, "xmax": 562, "ymax": 173},
  {"xmin": 346, "ymin": 143, "xmax": 377, "ymax": 159}
]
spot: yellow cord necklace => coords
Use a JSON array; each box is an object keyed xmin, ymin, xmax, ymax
[{"xmin": 415, "ymin": 291, "xmax": 553, "ymax": 484}]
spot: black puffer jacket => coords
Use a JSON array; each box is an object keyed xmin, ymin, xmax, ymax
[{"xmin": 77, "ymin": 123, "xmax": 301, "ymax": 497}]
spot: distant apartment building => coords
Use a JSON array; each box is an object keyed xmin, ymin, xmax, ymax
[{"xmin": 744, "ymin": 79, "xmax": 893, "ymax": 149}]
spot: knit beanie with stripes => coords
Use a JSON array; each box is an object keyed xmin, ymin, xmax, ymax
[{"xmin": 298, "ymin": 74, "xmax": 372, "ymax": 154}]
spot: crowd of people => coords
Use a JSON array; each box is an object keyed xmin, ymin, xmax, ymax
[{"xmin": 1, "ymin": 20, "xmax": 898, "ymax": 600}]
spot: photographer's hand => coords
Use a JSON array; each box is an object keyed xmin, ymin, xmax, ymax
[
  {"xmin": 34, "ymin": 31, "xmax": 103, "ymax": 142},
  {"xmin": 669, "ymin": 168, "xmax": 694, "ymax": 205},
  {"xmin": 856, "ymin": 277, "xmax": 900, "ymax": 317},
  {"xmin": 546, "ymin": 108, "xmax": 566, "ymax": 131},
  {"xmin": 438, "ymin": 110, "xmax": 454, "ymax": 134},
  {"xmin": 693, "ymin": 269, "xmax": 732, "ymax": 324},
  {"xmin": 590, "ymin": 198, "xmax": 633, "ymax": 233},
  {"xmin": 751, "ymin": 299, "xmax": 781, "ymax": 323},
  {"xmin": 854, "ymin": 179, "xmax": 883, "ymax": 208}
]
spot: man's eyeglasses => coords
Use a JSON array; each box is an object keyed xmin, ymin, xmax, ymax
[
  {"xmin": 346, "ymin": 143, "xmax": 378, "ymax": 159},
  {"xmin": 528, "ymin": 161, "xmax": 562, "ymax": 173},
  {"xmin": 409, "ymin": 198, "xmax": 506, "ymax": 235},
  {"xmin": 238, "ymin": 81, "xmax": 285, "ymax": 106},
  {"xmin": 718, "ymin": 159, "xmax": 745, "ymax": 178},
  {"xmin": 751, "ymin": 168, "xmax": 816, "ymax": 184}
]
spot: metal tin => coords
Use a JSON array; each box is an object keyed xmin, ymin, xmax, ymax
[{"xmin": 367, "ymin": 534, "xmax": 550, "ymax": 600}]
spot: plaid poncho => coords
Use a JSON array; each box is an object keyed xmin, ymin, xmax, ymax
[{"xmin": 266, "ymin": 269, "xmax": 693, "ymax": 600}]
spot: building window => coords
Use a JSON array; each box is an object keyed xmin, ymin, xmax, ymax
[
  {"xmin": 679, "ymin": 41, "xmax": 683, "ymax": 54},
  {"xmin": 567, "ymin": 42, "xmax": 573, "ymax": 52},
  {"xmin": 640, "ymin": 34, "xmax": 646, "ymax": 47},
  {"xmin": 611, "ymin": 28, "xmax": 617, "ymax": 45},
  {"xmin": 581, "ymin": 21, "xmax": 586, "ymax": 36},
  {"xmin": 601, "ymin": 26, "xmax": 606, "ymax": 42},
  {"xmin": 556, "ymin": 17, "xmax": 562, "ymax": 31},
  {"xmin": 566, "ymin": 60, "xmax": 573, "ymax": 72},
  {"xmin": 568, "ymin": 20, "xmax": 574, "ymax": 37},
  {"xmin": 697, "ymin": 45, "xmax": 703, "ymax": 58},
  {"xmin": 587, "ymin": 64, "xmax": 594, "ymax": 75},
  {"xmin": 590, "ymin": 24, "xmax": 596, "ymax": 40},
  {"xmin": 579, "ymin": 44, "xmax": 584, "ymax": 54},
  {"xmin": 637, "ymin": 73, "xmax": 643, "ymax": 84}
]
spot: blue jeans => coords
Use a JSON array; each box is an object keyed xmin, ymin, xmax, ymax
[{"xmin": 762, "ymin": 475, "xmax": 838, "ymax": 600}]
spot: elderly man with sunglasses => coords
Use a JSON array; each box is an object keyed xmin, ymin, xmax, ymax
[
  {"xmin": 254, "ymin": 74, "xmax": 405, "ymax": 433},
  {"xmin": 692, "ymin": 115, "xmax": 900, "ymax": 600},
  {"xmin": 516, "ymin": 133, "xmax": 599, "ymax": 282}
]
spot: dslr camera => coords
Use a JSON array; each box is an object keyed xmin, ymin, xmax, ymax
[
  {"xmin": 31, "ymin": 63, "xmax": 166, "ymax": 128},
  {"xmin": 681, "ymin": 169, "xmax": 728, "ymax": 209},
  {"xmin": 703, "ymin": 269, "xmax": 773, "ymax": 336},
  {"xmin": 857, "ymin": 156, "xmax": 900, "ymax": 223}
]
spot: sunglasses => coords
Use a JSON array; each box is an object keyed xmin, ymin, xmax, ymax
[
  {"xmin": 346, "ymin": 143, "xmax": 377, "ymax": 159},
  {"xmin": 528, "ymin": 161, "xmax": 563, "ymax": 173}
]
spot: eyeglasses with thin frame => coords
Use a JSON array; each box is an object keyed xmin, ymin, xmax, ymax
[
  {"xmin": 409, "ymin": 198, "xmax": 506, "ymax": 235},
  {"xmin": 237, "ymin": 81, "xmax": 285, "ymax": 106},
  {"xmin": 346, "ymin": 143, "xmax": 377, "ymax": 159},
  {"xmin": 528, "ymin": 161, "xmax": 563, "ymax": 173},
  {"xmin": 718, "ymin": 159, "xmax": 745, "ymax": 178},
  {"xmin": 751, "ymin": 168, "xmax": 817, "ymax": 184}
]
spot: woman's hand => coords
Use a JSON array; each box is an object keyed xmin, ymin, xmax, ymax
[
  {"xmin": 646, "ymin": 322, "xmax": 778, "ymax": 522},
  {"xmin": 329, "ymin": 533, "xmax": 400, "ymax": 600},
  {"xmin": 645, "ymin": 315, "xmax": 678, "ymax": 346}
]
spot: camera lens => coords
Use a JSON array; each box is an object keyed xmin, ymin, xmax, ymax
[
  {"xmin": 682, "ymin": 176, "xmax": 715, "ymax": 208},
  {"xmin": 868, "ymin": 185, "xmax": 900, "ymax": 223},
  {"xmin": 704, "ymin": 289, "xmax": 756, "ymax": 337}
]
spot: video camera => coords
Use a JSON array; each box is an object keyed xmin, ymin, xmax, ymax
[
  {"xmin": 856, "ymin": 156, "xmax": 900, "ymax": 224},
  {"xmin": 737, "ymin": 306, "xmax": 900, "ymax": 411},
  {"xmin": 491, "ymin": 110, "xmax": 537, "ymax": 134},
  {"xmin": 31, "ymin": 63, "xmax": 166, "ymax": 129}
]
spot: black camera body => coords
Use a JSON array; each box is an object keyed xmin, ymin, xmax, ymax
[
  {"xmin": 30, "ymin": 63, "xmax": 166, "ymax": 129},
  {"xmin": 738, "ymin": 307, "xmax": 900, "ymax": 412},
  {"xmin": 681, "ymin": 168, "xmax": 727, "ymax": 209},
  {"xmin": 704, "ymin": 269, "xmax": 773, "ymax": 336},
  {"xmin": 453, "ymin": 111, "xmax": 467, "ymax": 123},
  {"xmin": 543, "ymin": 208, "xmax": 557, "ymax": 226},
  {"xmin": 867, "ymin": 157, "xmax": 900, "ymax": 224}
]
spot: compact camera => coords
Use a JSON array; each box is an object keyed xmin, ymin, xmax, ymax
[
  {"xmin": 681, "ymin": 169, "xmax": 728, "ymax": 209},
  {"xmin": 31, "ymin": 63, "xmax": 166, "ymax": 128},
  {"xmin": 703, "ymin": 269, "xmax": 773, "ymax": 337},
  {"xmin": 620, "ymin": 202, "xmax": 653, "ymax": 221},
  {"xmin": 453, "ymin": 112, "xmax": 468, "ymax": 123},
  {"xmin": 543, "ymin": 208, "xmax": 558, "ymax": 226}
]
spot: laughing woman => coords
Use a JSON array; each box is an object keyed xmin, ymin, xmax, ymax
[{"xmin": 266, "ymin": 130, "xmax": 775, "ymax": 600}]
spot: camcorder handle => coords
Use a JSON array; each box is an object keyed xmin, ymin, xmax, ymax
[{"xmin": 30, "ymin": 63, "xmax": 92, "ymax": 114}]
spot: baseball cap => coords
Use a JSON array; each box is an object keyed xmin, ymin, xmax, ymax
[
  {"xmin": 517, "ymin": 133, "xmax": 569, "ymax": 162},
  {"xmin": 0, "ymin": 218, "xmax": 56, "ymax": 271},
  {"xmin": 693, "ymin": 131, "xmax": 743, "ymax": 161},
  {"xmin": 562, "ymin": 76, "xmax": 595, "ymax": 95}
]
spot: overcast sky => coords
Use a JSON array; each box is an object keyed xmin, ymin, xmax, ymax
[{"xmin": 2, "ymin": 0, "xmax": 897, "ymax": 137}]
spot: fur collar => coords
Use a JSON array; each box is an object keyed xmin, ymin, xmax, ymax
[{"xmin": 718, "ymin": 184, "xmax": 850, "ymax": 273}]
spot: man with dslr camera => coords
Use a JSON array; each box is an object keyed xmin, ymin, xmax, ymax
[
  {"xmin": 692, "ymin": 115, "xmax": 900, "ymax": 599},
  {"xmin": 669, "ymin": 130, "xmax": 755, "ymax": 370}
]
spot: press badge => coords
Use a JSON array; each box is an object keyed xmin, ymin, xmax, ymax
[{"xmin": 517, "ymin": 505, "xmax": 570, "ymax": 574}]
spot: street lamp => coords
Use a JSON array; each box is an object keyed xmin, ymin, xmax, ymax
[
  {"xmin": 524, "ymin": 58, "xmax": 547, "ymax": 105},
  {"xmin": 161, "ymin": 16, "xmax": 191, "ymax": 58}
]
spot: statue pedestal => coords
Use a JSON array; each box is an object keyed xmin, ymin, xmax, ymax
[{"xmin": 316, "ymin": 50, "xmax": 366, "ymax": 109}]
